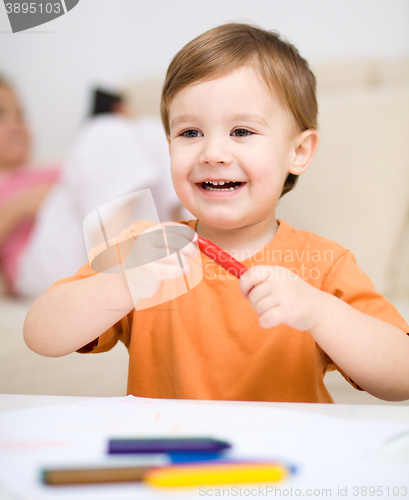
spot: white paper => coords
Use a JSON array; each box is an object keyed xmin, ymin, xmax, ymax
[{"xmin": 0, "ymin": 396, "xmax": 408, "ymax": 499}]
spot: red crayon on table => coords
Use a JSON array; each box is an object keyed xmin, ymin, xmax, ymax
[{"xmin": 197, "ymin": 236, "xmax": 249, "ymax": 278}]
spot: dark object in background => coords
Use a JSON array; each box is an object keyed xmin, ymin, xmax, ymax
[{"xmin": 90, "ymin": 88, "xmax": 124, "ymax": 116}]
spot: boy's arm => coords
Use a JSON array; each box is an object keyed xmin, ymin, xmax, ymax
[
  {"xmin": 240, "ymin": 266, "xmax": 409, "ymax": 402},
  {"xmin": 24, "ymin": 223, "xmax": 198, "ymax": 358},
  {"xmin": 23, "ymin": 271, "xmax": 134, "ymax": 357},
  {"xmin": 308, "ymin": 291, "xmax": 409, "ymax": 401}
]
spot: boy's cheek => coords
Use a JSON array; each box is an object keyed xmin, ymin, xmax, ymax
[
  {"xmin": 170, "ymin": 166, "xmax": 186, "ymax": 189},
  {"xmin": 171, "ymin": 159, "xmax": 195, "ymax": 188},
  {"xmin": 169, "ymin": 153, "xmax": 187, "ymax": 175},
  {"xmin": 170, "ymin": 171, "xmax": 194, "ymax": 208}
]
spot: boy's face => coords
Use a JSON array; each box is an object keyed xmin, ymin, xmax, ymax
[{"xmin": 168, "ymin": 66, "xmax": 305, "ymax": 231}]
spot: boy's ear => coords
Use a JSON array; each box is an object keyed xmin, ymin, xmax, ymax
[{"xmin": 288, "ymin": 129, "xmax": 319, "ymax": 176}]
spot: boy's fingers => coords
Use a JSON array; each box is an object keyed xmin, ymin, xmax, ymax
[
  {"xmin": 163, "ymin": 224, "xmax": 196, "ymax": 244},
  {"xmin": 179, "ymin": 240, "xmax": 199, "ymax": 259},
  {"xmin": 253, "ymin": 291, "xmax": 280, "ymax": 317},
  {"xmin": 247, "ymin": 280, "xmax": 275, "ymax": 310},
  {"xmin": 259, "ymin": 306, "xmax": 283, "ymax": 329},
  {"xmin": 134, "ymin": 257, "xmax": 189, "ymax": 285},
  {"xmin": 123, "ymin": 227, "xmax": 196, "ymax": 269},
  {"xmin": 239, "ymin": 266, "xmax": 275, "ymax": 298},
  {"xmin": 149, "ymin": 259, "xmax": 190, "ymax": 281},
  {"xmin": 140, "ymin": 223, "xmax": 198, "ymax": 256}
]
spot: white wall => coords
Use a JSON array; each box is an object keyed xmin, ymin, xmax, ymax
[{"xmin": 0, "ymin": 0, "xmax": 408, "ymax": 163}]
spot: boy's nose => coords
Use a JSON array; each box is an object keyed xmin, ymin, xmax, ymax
[{"xmin": 199, "ymin": 137, "xmax": 233, "ymax": 166}]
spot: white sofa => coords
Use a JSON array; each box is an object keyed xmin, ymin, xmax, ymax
[{"xmin": 1, "ymin": 59, "xmax": 408, "ymax": 403}]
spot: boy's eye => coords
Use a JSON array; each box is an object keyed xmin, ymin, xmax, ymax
[
  {"xmin": 232, "ymin": 128, "xmax": 253, "ymax": 137},
  {"xmin": 181, "ymin": 129, "xmax": 203, "ymax": 138}
]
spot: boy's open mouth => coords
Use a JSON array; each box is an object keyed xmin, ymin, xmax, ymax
[{"xmin": 200, "ymin": 181, "xmax": 243, "ymax": 191}]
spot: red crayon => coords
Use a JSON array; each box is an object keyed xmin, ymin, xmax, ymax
[{"xmin": 197, "ymin": 236, "xmax": 249, "ymax": 278}]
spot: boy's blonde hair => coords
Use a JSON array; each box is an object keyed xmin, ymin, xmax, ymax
[{"xmin": 161, "ymin": 23, "xmax": 318, "ymax": 197}]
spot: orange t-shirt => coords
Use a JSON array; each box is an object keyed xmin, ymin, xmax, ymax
[{"xmin": 50, "ymin": 219, "xmax": 409, "ymax": 403}]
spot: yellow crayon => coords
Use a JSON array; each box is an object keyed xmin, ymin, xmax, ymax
[{"xmin": 145, "ymin": 462, "xmax": 288, "ymax": 487}]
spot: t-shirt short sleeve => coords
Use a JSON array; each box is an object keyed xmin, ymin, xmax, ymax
[
  {"xmin": 321, "ymin": 249, "xmax": 409, "ymax": 389},
  {"xmin": 76, "ymin": 314, "xmax": 132, "ymax": 354}
]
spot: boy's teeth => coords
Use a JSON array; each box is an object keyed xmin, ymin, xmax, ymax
[
  {"xmin": 202, "ymin": 180, "xmax": 242, "ymax": 191},
  {"xmin": 205, "ymin": 181, "xmax": 230, "ymax": 185}
]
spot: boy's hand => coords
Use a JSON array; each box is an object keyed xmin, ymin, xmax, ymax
[
  {"xmin": 239, "ymin": 265, "xmax": 322, "ymax": 331},
  {"xmin": 125, "ymin": 222, "xmax": 199, "ymax": 302}
]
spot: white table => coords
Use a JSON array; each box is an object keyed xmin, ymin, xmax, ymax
[
  {"xmin": 2, "ymin": 393, "xmax": 409, "ymax": 420},
  {"xmin": 1, "ymin": 394, "xmax": 409, "ymax": 500}
]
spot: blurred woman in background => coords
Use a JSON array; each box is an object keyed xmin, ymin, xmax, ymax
[
  {"xmin": 0, "ymin": 78, "xmax": 189, "ymax": 297},
  {"xmin": 0, "ymin": 77, "xmax": 59, "ymax": 295}
]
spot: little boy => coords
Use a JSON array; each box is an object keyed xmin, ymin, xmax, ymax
[{"xmin": 24, "ymin": 23, "xmax": 409, "ymax": 403}]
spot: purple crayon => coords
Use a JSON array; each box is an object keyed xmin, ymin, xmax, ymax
[{"xmin": 108, "ymin": 438, "xmax": 231, "ymax": 455}]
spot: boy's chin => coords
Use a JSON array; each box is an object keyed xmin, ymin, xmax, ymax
[
  {"xmin": 198, "ymin": 214, "xmax": 248, "ymax": 231},
  {"xmin": 182, "ymin": 198, "xmax": 250, "ymax": 229}
]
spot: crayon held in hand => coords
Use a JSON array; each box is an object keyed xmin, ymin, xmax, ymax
[{"xmin": 197, "ymin": 236, "xmax": 249, "ymax": 278}]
